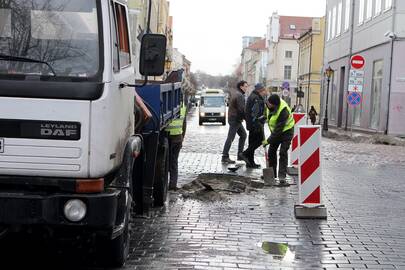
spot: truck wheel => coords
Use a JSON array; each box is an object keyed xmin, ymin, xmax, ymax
[
  {"xmin": 153, "ymin": 137, "xmax": 169, "ymax": 206},
  {"xmin": 100, "ymin": 194, "xmax": 131, "ymax": 267}
]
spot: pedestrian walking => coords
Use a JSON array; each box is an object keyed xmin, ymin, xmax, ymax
[
  {"xmin": 240, "ymin": 83, "xmax": 267, "ymax": 168},
  {"xmin": 166, "ymin": 101, "xmax": 187, "ymax": 190},
  {"xmin": 262, "ymin": 94, "xmax": 295, "ymax": 184},
  {"xmin": 308, "ymin": 106, "xmax": 318, "ymax": 125},
  {"xmin": 221, "ymin": 81, "xmax": 248, "ymax": 164}
]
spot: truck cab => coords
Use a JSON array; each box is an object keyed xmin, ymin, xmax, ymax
[{"xmin": 0, "ymin": 0, "xmax": 171, "ymax": 266}]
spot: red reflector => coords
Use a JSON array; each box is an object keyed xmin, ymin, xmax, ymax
[{"xmin": 76, "ymin": 178, "xmax": 104, "ymax": 193}]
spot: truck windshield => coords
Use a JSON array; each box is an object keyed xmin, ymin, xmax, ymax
[
  {"xmin": 202, "ymin": 96, "xmax": 225, "ymax": 107},
  {"xmin": 0, "ymin": 0, "xmax": 100, "ymax": 78}
]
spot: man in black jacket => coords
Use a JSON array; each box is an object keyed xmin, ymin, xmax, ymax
[
  {"xmin": 263, "ymin": 94, "xmax": 295, "ymax": 183},
  {"xmin": 240, "ymin": 83, "xmax": 267, "ymax": 168},
  {"xmin": 222, "ymin": 81, "xmax": 248, "ymax": 163}
]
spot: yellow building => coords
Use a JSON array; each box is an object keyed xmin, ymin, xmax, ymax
[{"xmin": 297, "ymin": 17, "xmax": 325, "ymax": 115}]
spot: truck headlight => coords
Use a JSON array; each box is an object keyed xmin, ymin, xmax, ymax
[
  {"xmin": 64, "ymin": 199, "xmax": 87, "ymax": 222},
  {"xmin": 200, "ymin": 112, "xmax": 205, "ymax": 117},
  {"xmin": 220, "ymin": 112, "xmax": 225, "ymax": 117}
]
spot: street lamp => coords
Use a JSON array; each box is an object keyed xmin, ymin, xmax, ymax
[{"xmin": 323, "ymin": 66, "xmax": 334, "ymax": 131}]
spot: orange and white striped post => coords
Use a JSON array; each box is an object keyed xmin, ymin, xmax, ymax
[
  {"xmin": 288, "ymin": 113, "xmax": 307, "ymax": 176},
  {"xmin": 294, "ymin": 125, "xmax": 327, "ymax": 219}
]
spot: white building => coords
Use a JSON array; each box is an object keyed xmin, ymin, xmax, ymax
[{"xmin": 266, "ymin": 13, "xmax": 314, "ymax": 97}]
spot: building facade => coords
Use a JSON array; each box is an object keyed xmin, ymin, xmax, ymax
[
  {"xmin": 241, "ymin": 38, "xmax": 267, "ymax": 88},
  {"xmin": 297, "ymin": 17, "xmax": 325, "ymax": 114},
  {"xmin": 323, "ymin": 0, "xmax": 405, "ymax": 135},
  {"xmin": 266, "ymin": 13, "xmax": 314, "ymax": 99}
]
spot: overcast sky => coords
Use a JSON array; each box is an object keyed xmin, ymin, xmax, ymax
[{"xmin": 169, "ymin": 0, "xmax": 326, "ymax": 76}]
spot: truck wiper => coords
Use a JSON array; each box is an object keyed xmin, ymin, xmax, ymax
[{"xmin": 0, "ymin": 53, "xmax": 57, "ymax": 76}]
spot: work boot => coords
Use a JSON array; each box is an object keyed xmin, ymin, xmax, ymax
[
  {"xmin": 222, "ymin": 156, "xmax": 236, "ymax": 164},
  {"xmin": 239, "ymin": 153, "xmax": 253, "ymax": 167},
  {"xmin": 278, "ymin": 175, "xmax": 287, "ymax": 185},
  {"xmin": 246, "ymin": 163, "xmax": 261, "ymax": 169}
]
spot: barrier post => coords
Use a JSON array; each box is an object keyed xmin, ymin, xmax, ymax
[
  {"xmin": 288, "ymin": 113, "xmax": 307, "ymax": 176},
  {"xmin": 294, "ymin": 125, "xmax": 327, "ymax": 219}
]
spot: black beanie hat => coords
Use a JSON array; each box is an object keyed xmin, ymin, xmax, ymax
[{"xmin": 268, "ymin": 94, "xmax": 281, "ymax": 106}]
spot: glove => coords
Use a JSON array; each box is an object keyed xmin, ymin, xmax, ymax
[{"xmin": 262, "ymin": 139, "xmax": 269, "ymax": 147}]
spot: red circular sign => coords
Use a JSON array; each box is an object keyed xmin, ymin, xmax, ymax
[{"xmin": 351, "ymin": 55, "xmax": 365, "ymax": 69}]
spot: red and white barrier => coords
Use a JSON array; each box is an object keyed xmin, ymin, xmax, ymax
[
  {"xmin": 289, "ymin": 113, "xmax": 307, "ymax": 168},
  {"xmin": 295, "ymin": 125, "xmax": 327, "ymax": 219}
]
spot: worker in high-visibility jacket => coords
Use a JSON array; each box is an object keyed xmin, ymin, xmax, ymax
[
  {"xmin": 262, "ymin": 94, "xmax": 295, "ymax": 184},
  {"xmin": 166, "ymin": 103, "xmax": 187, "ymax": 190}
]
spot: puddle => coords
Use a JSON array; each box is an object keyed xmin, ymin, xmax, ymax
[
  {"xmin": 179, "ymin": 173, "xmax": 259, "ymax": 202},
  {"xmin": 259, "ymin": 241, "xmax": 296, "ymax": 263}
]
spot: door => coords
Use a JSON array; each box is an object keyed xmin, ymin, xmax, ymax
[{"xmin": 337, "ymin": 66, "xmax": 345, "ymax": 127}]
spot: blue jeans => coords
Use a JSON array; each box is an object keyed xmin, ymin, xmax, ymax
[{"xmin": 222, "ymin": 121, "xmax": 247, "ymax": 158}]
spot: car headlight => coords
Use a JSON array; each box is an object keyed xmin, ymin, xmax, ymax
[
  {"xmin": 64, "ymin": 199, "xmax": 87, "ymax": 222},
  {"xmin": 200, "ymin": 112, "xmax": 205, "ymax": 117},
  {"xmin": 220, "ymin": 113, "xmax": 225, "ymax": 117}
]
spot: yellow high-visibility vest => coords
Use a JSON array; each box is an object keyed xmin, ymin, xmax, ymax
[
  {"xmin": 267, "ymin": 99, "xmax": 294, "ymax": 133},
  {"xmin": 166, "ymin": 104, "xmax": 186, "ymax": 136}
]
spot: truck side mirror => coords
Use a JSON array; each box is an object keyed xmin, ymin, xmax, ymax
[{"xmin": 139, "ymin": 34, "xmax": 167, "ymax": 76}]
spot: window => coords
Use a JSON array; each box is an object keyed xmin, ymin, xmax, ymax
[
  {"xmin": 290, "ymin": 24, "xmax": 296, "ymax": 30},
  {"xmin": 114, "ymin": 2, "xmax": 131, "ymax": 68},
  {"xmin": 332, "ymin": 6, "xmax": 337, "ymax": 38},
  {"xmin": 285, "ymin": 51, "xmax": 293, "ymax": 58},
  {"xmin": 344, "ymin": 0, "xmax": 351, "ymax": 31},
  {"xmin": 284, "ymin": 65, "xmax": 292, "ymax": 80},
  {"xmin": 337, "ymin": 2, "xmax": 342, "ymax": 36},
  {"xmin": 328, "ymin": 10, "xmax": 332, "ymax": 40},
  {"xmin": 0, "ymin": 9, "xmax": 11, "ymax": 38},
  {"xmin": 366, "ymin": 0, "xmax": 373, "ymax": 20},
  {"xmin": 385, "ymin": 0, "xmax": 392, "ymax": 11},
  {"xmin": 370, "ymin": 60, "xmax": 383, "ymax": 129},
  {"xmin": 375, "ymin": 0, "xmax": 382, "ymax": 15},
  {"xmin": 359, "ymin": 0, "xmax": 365, "ymax": 24}
]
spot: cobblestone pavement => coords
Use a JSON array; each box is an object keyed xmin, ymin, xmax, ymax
[
  {"xmin": 126, "ymin": 108, "xmax": 405, "ymax": 270},
  {"xmin": 2, "ymin": 108, "xmax": 405, "ymax": 270}
]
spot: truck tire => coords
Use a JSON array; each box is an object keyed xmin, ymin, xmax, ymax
[
  {"xmin": 100, "ymin": 193, "xmax": 131, "ymax": 267},
  {"xmin": 153, "ymin": 137, "xmax": 169, "ymax": 206}
]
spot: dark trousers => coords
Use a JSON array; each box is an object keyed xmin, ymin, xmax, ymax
[
  {"xmin": 243, "ymin": 128, "xmax": 264, "ymax": 163},
  {"xmin": 169, "ymin": 138, "xmax": 182, "ymax": 188},
  {"xmin": 222, "ymin": 121, "xmax": 247, "ymax": 158},
  {"xmin": 268, "ymin": 130, "xmax": 294, "ymax": 178}
]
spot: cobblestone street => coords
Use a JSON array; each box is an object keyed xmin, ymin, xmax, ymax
[
  {"xmin": 1, "ymin": 108, "xmax": 404, "ymax": 270},
  {"xmin": 126, "ymin": 108, "xmax": 405, "ymax": 270}
]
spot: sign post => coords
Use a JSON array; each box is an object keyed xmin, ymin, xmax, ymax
[{"xmin": 348, "ymin": 55, "xmax": 365, "ymax": 135}]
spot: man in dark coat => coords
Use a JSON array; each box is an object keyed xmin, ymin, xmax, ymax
[
  {"xmin": 240, "ymin": 83, "xmax": 267, "ymax": 168},
  {"xmin": 222, "ymin": 81, "xmax": 248, "ymax": 163}
]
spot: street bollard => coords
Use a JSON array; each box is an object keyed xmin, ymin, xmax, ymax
[
  {"xmin": 288, "ymin": 113, "xmax": 307, "ymax": 176},
  {"xmin": 294, "ymin": 125, "xmax": 327, "ymax": 219}
]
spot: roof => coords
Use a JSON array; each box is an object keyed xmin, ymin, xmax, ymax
[
  {"xmin": 279, "ymin": 16, "xmax": 314, "ymax": 39},
  {"xmin": 247, "ymin": 38, "xmax": 266, "ymax": 50}
]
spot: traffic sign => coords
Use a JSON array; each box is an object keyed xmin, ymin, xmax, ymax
[
  {"xmin": 349, "ymin": 77, "xmax": 364, "ymax": 85},
  {"xmin": 282, "ymin": 89, "xmax": 290, "ymax": 97},
  {"xmin": 347, "ymin": 92, "xmax": 362, "ymax": 106},
  {"xmin": 351, "ymin": 55, "xmax": 365, "ymax": 69},
  {"xmin": 350, "ymin": 70, "xmax": 364, "ymax": 77},
  {"xmin": 348, "ymin": 84, "xmax": 363, "ymax": 92}
]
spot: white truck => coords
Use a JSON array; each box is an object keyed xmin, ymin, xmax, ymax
[
  {"xmin": 199, "ymin": 89, "xmax": 227, "ymax": 125},
  {"xmin": 0, "ymin": 0, "xmax": 176, "ymax": 266}
]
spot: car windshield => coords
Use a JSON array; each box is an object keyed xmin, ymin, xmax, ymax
[
  {"xmin": 0, "ymin": 0, "xmax": 100, "ymax": 78},
  {"xmin": 202, "ymin": 96, "xmax": 225, "ymax": 107}
]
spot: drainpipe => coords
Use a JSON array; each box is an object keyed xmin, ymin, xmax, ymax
[
  {"xmin": 306, "ymin": 31, "xmax": 314, "ymax": 115},
  {"xmin": 344, "ymin": 0, "xmax": 356, "ymax": 130},
  {"xmin": 385, "ymin": 0, "xmax": 397, "ymax": 135}
]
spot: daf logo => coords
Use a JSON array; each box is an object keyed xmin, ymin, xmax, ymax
[{"xmin": 40, "ymin": 123, "xmax": 78, "ymax": 137}]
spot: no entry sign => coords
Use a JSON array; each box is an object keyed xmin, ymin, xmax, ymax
[{"xmin": 351, "ymin": 55, "xmax": 365, "ymax": 69}]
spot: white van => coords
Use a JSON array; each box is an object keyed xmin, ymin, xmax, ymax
[{"xmin": 199, "ymin": 89, "xmax": 227, "ymax": 125}]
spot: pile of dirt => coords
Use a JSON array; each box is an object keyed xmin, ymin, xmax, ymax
[{"xmin": 179, "ymin": 173, "xmax": 262, "ymax": 202}]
